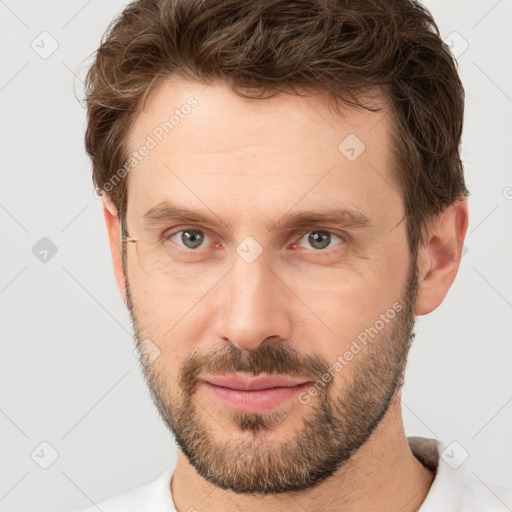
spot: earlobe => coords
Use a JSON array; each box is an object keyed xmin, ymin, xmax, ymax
[
  {"xmin": 415, "ymin": 196, "xmax": 469, "ymax": 316},
  {"xmin": 102, "ymin": 196, "xmax": 128, "ymax": 306}
]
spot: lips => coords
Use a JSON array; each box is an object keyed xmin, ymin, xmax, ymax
[
  {"xmin": 199, "ymin": 374, "xmax": 311, "ymax": 413},
  {"xmin": 199, "ymin": 374, "xmax": 312, "ymax": 413},
  {"xmin": 201, "ymin": 374, "xmax": 311, "ymax": 391}
]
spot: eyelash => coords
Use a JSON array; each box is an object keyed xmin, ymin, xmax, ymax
[{"xmin": 161, "ymin": 227, "xmax": 348, "ymax": 255}]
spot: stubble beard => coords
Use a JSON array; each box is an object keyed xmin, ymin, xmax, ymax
[{"xmin": 125, "ymin": 254, "xmax": 420, "ymax": 495}]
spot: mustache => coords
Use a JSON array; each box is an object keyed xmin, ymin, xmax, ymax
[{"xmin": 178, "ymin": 340, "xmax": 330, "ymax": 390}]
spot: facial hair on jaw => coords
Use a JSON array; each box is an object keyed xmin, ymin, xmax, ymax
[{"xmin": 124, "ymin": 251, "xmax": 420, "ymax": 495}]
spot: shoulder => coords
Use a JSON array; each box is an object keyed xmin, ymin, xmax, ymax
[
  {"xmin": 72, "ymin": 466, "xmax": 176, "ymax": 512},
  {"xmin": 408, "ymin": 436, "xmax": 512, "ymax": 512},
  {"xmin": 455, "ymin": 472, "xmax": 512, "ymax": 511}
]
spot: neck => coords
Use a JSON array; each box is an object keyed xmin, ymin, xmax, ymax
[{"xmin": 170, "ymin": 392, "xmax": 435, "ymax": 512}]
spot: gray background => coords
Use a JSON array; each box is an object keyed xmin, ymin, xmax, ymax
[{"xmin": 1, "ymin": 1, "xmax": 511, "ymax": 511}]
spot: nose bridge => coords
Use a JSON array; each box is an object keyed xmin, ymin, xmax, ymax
[{"xmin": 212, "ymin": 237, "xmax": 292, "ymax": 350}]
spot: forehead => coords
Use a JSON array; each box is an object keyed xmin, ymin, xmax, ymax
[{"xmin": 124, "ymin": 79, "xmax": 402, "ymax": 230}]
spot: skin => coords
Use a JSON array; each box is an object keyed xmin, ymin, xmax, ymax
[{"xmin": 102, "ymin": 78, "xmax": 468, "ymax": 512}]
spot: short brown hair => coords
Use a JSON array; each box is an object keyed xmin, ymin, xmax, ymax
[{"xmin": 84, "ymin": 0, "xmax": 469, "ymax": 260}]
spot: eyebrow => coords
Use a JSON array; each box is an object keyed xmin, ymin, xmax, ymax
[{"xmin": 142, "ymin": 201, "xmax": 373, "ymax": 232}]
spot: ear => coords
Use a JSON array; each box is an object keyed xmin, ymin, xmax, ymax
[
  {"xmin": 415, "ymin": 196, "xmax": 469, "ymax": 316},
  {"xmin": 102, "ymin": 196, "xmax": 128, "ymax": 306}
]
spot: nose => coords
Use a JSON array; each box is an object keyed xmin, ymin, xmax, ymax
[{"xmin": 212, "ymin": 241, "xmax": 293, "ymax": 351}]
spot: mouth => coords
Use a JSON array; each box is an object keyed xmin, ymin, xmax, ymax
[{"xmin": 200, "ymin": 374, "xmax": 312, "ymax": 413}]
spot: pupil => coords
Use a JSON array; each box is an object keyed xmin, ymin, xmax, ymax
[
  {"xmin": 182, "ymin": 230, "xmax": 204, "ymax": 249},
  {"xmin": 309, "ymin": 231, "xmax": 330, "ymax": 250}
]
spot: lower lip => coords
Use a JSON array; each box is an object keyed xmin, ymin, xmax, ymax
[{"xmin": 202, "ymin": 381, "xmax": 311, "ymax": 413}]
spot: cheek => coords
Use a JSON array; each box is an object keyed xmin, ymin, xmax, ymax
[
  {"xmin": 300, "ymin": 256, "xmax": 407, "ymax": 329},
  {"xmin": 298, "ymin": 249, "xmax": 409, "ymax": 363},
  {"xmin": 346, "ymin": 232, "xmax": 410, "ymax": 313},
  {"xmin": 127, "ymin": 270, "xmax": 205, "ymax": 357}
]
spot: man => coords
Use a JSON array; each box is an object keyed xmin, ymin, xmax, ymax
[{"xmin": 77, "ymin": 0, "xmax": 512, "ymax": 510}]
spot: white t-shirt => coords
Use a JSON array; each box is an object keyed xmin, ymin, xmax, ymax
[{"xmin": 75, "ymin": 437, "xmax": 512, "ymax": 511}]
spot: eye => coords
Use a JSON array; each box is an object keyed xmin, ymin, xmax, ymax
[
  {"xmin": 294, "ymin": 230, "xmax": 347, "ymax": 251},
  {"xmin": 164, "ymin": 228, "xmax": 211, "ymax": 250},
  {"xmin": 160, "ymin": 227, "xmax": 347, "ymax": 256}
]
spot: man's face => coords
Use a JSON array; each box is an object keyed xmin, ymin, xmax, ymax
[{"xmin": 121, "ymin": 79, "xmax": 418, "ymax": 494}]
